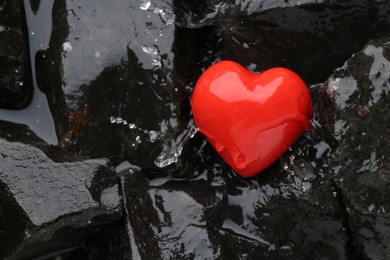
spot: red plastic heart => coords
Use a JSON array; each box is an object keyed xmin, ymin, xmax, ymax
[{"xmin": 190, "ymin": 60, "xmax": 313, "ymax": 177}]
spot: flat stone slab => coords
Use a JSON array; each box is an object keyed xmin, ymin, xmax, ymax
[{"xmin": 0, "ymin": 136, "xmax": 122, "ymax": 259}]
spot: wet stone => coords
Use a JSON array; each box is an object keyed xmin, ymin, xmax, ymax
[
  {"xmin": 175, "ymin": 0, "xmax": 386, "ymax": 85},
  {"xmin": 36, "ymin": 0, "xmax": 186, "ymax": 171},
  {"xmin": 2, "ymin": 0, "xmax": 390, "ymax": 259},
  {"xmin": 317, "ymin": 38, "xmax": 390, "ymax": 259},
  {"xmin": 110, "ymin": 160, "xmax": 351, "ymax": 259},
  {"xmin": 0, "ymin": 125, "xmax": 122, "ymax": 259},
  {"xmin": 33, "ymin": 0, "xmax": 390, "ymax": 172},
  {"xmin": 0, "ymin": 0, "xmax": 32, "ymax": 109}
]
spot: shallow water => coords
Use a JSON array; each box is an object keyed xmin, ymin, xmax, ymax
[{"xmin": 0, "ymin": 0, "xmax": 57, "ymax": 144}]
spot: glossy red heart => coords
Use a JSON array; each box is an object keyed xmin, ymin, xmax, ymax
[{"xmin": 190, "ymin": 60, "xmax": 313, "ymax": 177}]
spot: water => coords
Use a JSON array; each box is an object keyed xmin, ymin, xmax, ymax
[
  {"xmin": 141, "ymin": 45, "xmax": 162, "ymax": 67},
  {"xmin": 108, "ymin": 115, "xmax": 195, "ymax": 156},
  {"xmin": 61, "ymin": 42, "xmax": 73, "ymax": 52},
  {"xmin": 149, "ymin": 130, "xmax": 159, "ymax": 142},
  {"xmin": 140, "ymin": 0, "xmax": 151, "ymax": 11},
  {"xmin": 7, "ymin": 1, "xmax": 390, "ymax": 258},
  {"xmin": 140, "ymin": 0, "xmax": 175, "ymax": 26},
  {"xmin": 0, "ymin": 0, "xmax": 58, "ymax": 144},
  {"xmin": 154, "ymin": 119, "xmax": 198, "ymax": 168}
]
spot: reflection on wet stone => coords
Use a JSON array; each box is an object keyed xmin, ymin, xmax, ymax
[
  {"xmin": 0, "ymin": 0, "xmax": 32, "ymax": 108},
  {"xmin": 0, "ymin": 124, "xmax": 121, "ymax": 259},
  {"xmin": 1, "ymin": 0, "xmax": 390, "ymax": 259},
  {"xmin": 319, "ymin": 38, "xmax": 390, "ymax": 259},
  {"xmin": 36, "ymin": 0, "xmax": 187, "ymax": 172}
]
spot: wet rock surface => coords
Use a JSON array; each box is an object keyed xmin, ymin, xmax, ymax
[
  {"xmin": 318, "ymin": 38, "xmax": 390, "ymax": 259},
  {"xmin": 0, "ymin": 124, "xmax": 121, "ymax": 259},
  {"xmin": 114, "ymin": 168, "xmax": 352, "ymax": 259},
  {"xmin": 0, "ymin": 0, "xmax": 32, "ymax": 109},
  {"xmin": 0, "ymin": 0, "xmax": 389, "ymax": 259}
]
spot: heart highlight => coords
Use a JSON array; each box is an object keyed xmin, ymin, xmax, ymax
[{"xmin": 190, "ymin": 60, "xmax": 313, "ymax": 177}]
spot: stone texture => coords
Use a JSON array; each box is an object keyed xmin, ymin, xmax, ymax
[
  {"xmin": 1, "ymin": 1, "xmax": 390, "ymax": 259},
  {"xmin": 0, "ymin": 124, "xmax": 121, "ymax": 259},
  {"xmin": 316, "ymin": 38, "xmax": 390, "ymax": 259},
  {"xmin": 0, "ymin": 0, "xmax": 32, "ymax": 108},
  {"xmin": 110, "ymin": 160, "xmax": 351, "ymax": 259}
]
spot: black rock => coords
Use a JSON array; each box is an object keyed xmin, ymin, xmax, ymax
[
  {"xmin": 175, "ymin": 0, "xmax": 384, "ymax": 85},
  {"xmin": 2, "ymin": 0, "xmax": 390, "ymax": 259},
  {"xmin": 0, "ymin": 123, "xmax": 122, "ymax": 259},
  {"xmin": 30, "ymin": 0, "xmax": 390, "ymax": 174},
  {"xmin": 35, "ymin": 0, "xmax": 186, "ymax": 172},
  {"xmin": 106, "ymin": 158, "xmax": 351, "ymax": 259},
  {"xmin": 317, "ymin": 38, "xmax": 390, "ymax": 259},
  {"xmin": 0, "ymin": 0, "xmax": 32, "ymax": 109}
]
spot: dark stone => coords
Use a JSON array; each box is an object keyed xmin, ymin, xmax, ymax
[
  {"xmin": 105, "ymin": 159, "xmax": 350, "ymax": 259},
  {"xmin": 0, "ymin": 0, "xmax": 32, "ymax": 109},
  {"xmin": 374, "ymin": 0, "xmax": 390, "ymax": 37},
  {"xmin": 1, "ymin": 0, "xmax": 390, "ymax": 259},
  {"xmin": 0, "ymin": 123, "xmax": 122, "ymax": 259},
  {"xmin": 316, "ymin": 38, "xmax": 390, "ymax": 259},
  {"xmin": 34, "ymin": 0, "xmax": 187, "ymax": 172},
  {"xmin": 175, "ymin": 0, "xmax": 382, "ymax": 85},
  {"xmin": 34, "ymin": 0, "xmax": 70, "ymax": 139},
  {"xmin": 82, "ymin": 217, "xmax": 132, "ymax": 260},
  {"xmin": 31, "ymin": 0, "xmax": 390, "ymax": 174}
]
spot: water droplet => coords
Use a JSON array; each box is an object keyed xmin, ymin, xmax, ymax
[
  {"xmin": 140, "ymin": 0, "xmax": 151, "ymax": 10},
  {"xmin": 283, "ymin": 163, "xmax": 288, "ymax": 171},
  {"xmin": 149, "ymin": 130, "xmax": 159, "ymax": 142},
  {"xmin": 141, "ymin": 45, "xmax": 161, "ymax": 67},
  {"xmin": 30, "ymin": 30, "xmax": 35, "ymax": 35},
  {"xmin": 36, "ymin": 119, "xmax": 40, "ymax": 124},
  {"xmin": 151, "ymin": 59, "xmax": 161, "ymax": 67},
  {"xmin": 131, "ymin": 143, "xmax": 136, "ymax": 147},
  {"xmin": 19, "ymin": 82, "xmax": 23, "ymax": 86},
  {"xmin": 115, "ymin": 117, "xmax": 123, "ymax": 124},
  {"xmin": 62, "ymin": 42, "xmax": 73, "ymax": 52},
  {"xmin": 332, "ymin": 191, "xmax": 337, "ymax": 198},
  {"xmin": 122, "ymin": 120, "xmax": 128, "ymax": 125},
  {"xmin": 95, "ymin": 51, "xmax": 100, "ymax": 58},
  {"xmin": 128, "ymin": 123, "xmax": 136, "ymax": 129},
  {"xmin": 159, "ymin": 9, "xmax": 175, "ymax": 25},
  {"xmin": 301, "ymin": 182, "xmax": 312, "ymax": 192},
  {"xmin": 135, "ymin": 136, "xmax": 142, "ymax": 144},
  {"xmin": 110, "ymin": 116, "xmax": 116, "ymax": 123},
  {"xmin": 283, "ymin": 162, "xmax": 295, "ymax": 175}
]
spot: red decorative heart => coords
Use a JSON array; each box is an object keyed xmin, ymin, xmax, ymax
[{"xmin": 190, "ymin": 60, "xmax": 313, "ymax": 177}]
